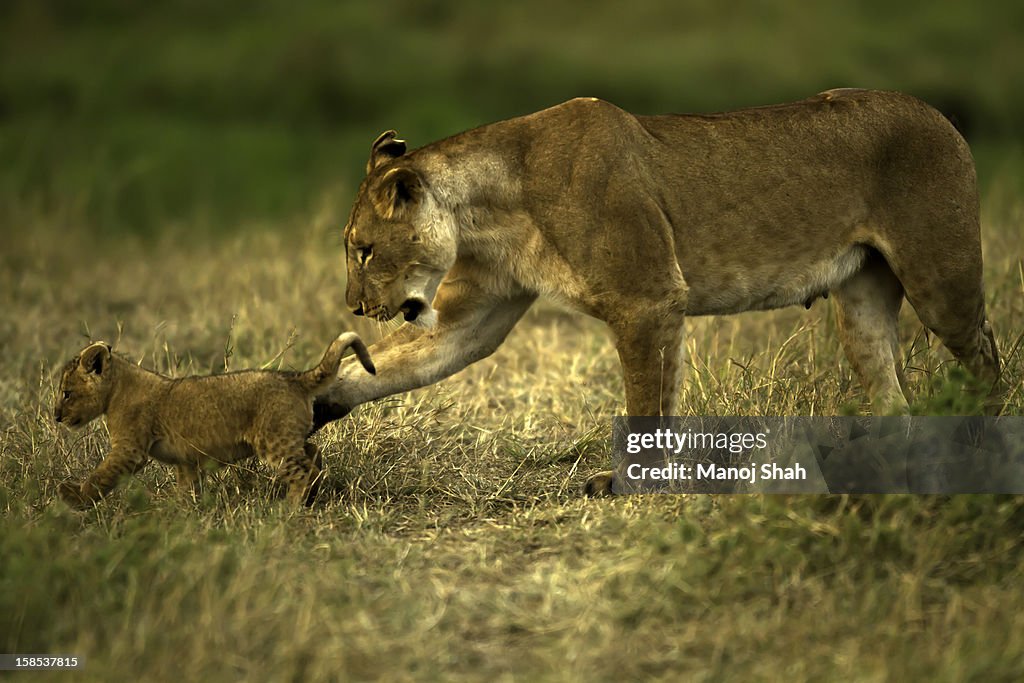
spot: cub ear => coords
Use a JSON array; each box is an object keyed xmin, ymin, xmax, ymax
[
  {"xmin": 79, "ymin": 342, "xmax": 112, "ymax": 375},
  {"xmin": 366, "ymin": 130, "xmax": 407, "ymax": 174},
  {"xmin": 371, "ymin": 166, "xmax": 423, "ymax": 219}
]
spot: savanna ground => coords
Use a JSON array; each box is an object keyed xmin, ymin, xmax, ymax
[
  {"xmin": 2, "ymin": 169, "xmax": 1023, "ymax": 681},
  {"xmin": 3, "ymin": 1, "xmax": 1024, "ymax": 681}
]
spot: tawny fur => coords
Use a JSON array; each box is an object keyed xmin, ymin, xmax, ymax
[
  {"xmin": 315, "ymin": 89, "xmax": 1002, "ymax": 496},
  {"xmin": 54, "ymin": 333, "xmax": 375, "ymax": 508}
]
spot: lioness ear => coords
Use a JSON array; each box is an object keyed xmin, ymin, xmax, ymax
[
  {"xmin": 372, "ymin": 167, "xmax": 423, "ymax": 219},
  {"xmin": 79, "ymin": 342, "xmax": 112, "ymax": 375},
  {"xmin": 367, "ymin": 130, "xmax": 407, "ymax": 174}
]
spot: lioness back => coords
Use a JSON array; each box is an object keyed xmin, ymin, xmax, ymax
[{"xmin": 499, "ymin": 89, "xmax": 976, "ymax": 317}]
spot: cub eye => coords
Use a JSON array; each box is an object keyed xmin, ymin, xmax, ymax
[{"xmin": 356, "ymin": 245, "xmax": 373, "ymax": 265}]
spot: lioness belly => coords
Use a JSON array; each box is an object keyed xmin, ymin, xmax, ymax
[{"xmin": 683, "ymin": 244, "xmax": 868, "ymax": 316}]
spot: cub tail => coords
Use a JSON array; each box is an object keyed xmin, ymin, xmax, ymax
[{"xmin": 301, "ymin": 332, "xmax": 375, "ymax": 395}]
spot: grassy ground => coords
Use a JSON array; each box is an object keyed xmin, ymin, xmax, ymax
[
  {"xmin": 3, "ymin": 3, "xmax": 1023, "ymax": 679},
  {"xmin": 1, "ymin": 161, "xmax": 1023, "ymax": 680}
]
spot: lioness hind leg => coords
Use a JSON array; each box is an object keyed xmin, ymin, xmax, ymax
[
  {"xmin": 833, "ymin": 254, "xmax": 910, "ymax": 414},
  {"xmin": 902, "ymin": 279, "xmax": 1002, "ymax": 413},
  {"xmin": 882, "ymin": 230, "xmax": 1002, "ymax": 412}
]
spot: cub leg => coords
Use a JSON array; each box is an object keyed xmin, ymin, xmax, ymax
[
  {"xmin": 175, "ymin": 464, "xmax": 200, "ymax": 499},
  {"xmin": 303, "ymin": 442, "xmax": 324, "ymax": 506},
  {"xmin": 832, "ymin": 254, "xmax": 910, "ymax": 414},
  {"xmin": 253, "ymin": 435, "xmax": 319, "ymax": 506},
  {"xmin": 60, "ymin": 447, "xmax": 148, "ymax": 509}
]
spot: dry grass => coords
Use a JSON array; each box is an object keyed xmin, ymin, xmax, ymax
[{"xmin": 1, "ymin": 176, "xmax": 1023, "ymax": 681}]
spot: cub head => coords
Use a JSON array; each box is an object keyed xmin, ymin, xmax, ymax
[
  {"xmin": 343, "ymin": 130, "xmax": 457, "ymax": 328},
  {"xmin": 54, "ymin": 342, "xmax": 114, "ymax": 428}
]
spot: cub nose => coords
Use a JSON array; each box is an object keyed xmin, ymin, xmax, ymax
[{"xmin": 54, "ymin": 408, "xmax": 63, "ymax": 423}]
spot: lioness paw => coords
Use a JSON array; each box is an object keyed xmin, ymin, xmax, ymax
[{"xmin": 583, "ymin": 471, "xmax": 615, "ymax": 498}]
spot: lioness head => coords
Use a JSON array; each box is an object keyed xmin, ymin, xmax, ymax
[
  {"xmin": 343, "ymin": 130, "xmax": 457, "ymax": 328},
  {"xmin": 54, "ymin": 342, "xmax": 113, "ymax": 428}
]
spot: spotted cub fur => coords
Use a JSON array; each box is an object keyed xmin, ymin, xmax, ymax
[{"xmin": 54, "ymin": 333, "xmax": 374, "ymax": 508}]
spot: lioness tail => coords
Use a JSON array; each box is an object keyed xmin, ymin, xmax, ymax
[{"xmin": 301, "ymin": 332, "xmax": 375, "ymax": 394}]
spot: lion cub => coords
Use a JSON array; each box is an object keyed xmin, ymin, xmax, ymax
[{"xmin": 54, "ymin": 333, "xmax": 375, "ymax": 508}]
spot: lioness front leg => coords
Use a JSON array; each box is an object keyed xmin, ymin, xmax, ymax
[
  {"xmin": 584, "ymin": 304, "xmax": 688, "ymax": 497},
  {"xmin": 311, "ymin": 323, "xmax": 424, "ymax": 427},
  {"xmin": 313, "ymin": 280, "xmax": 536, "ymax": 431},
  {"xmin": 60, "ymin": 446, "xmax": 148, "ymax": 509}
]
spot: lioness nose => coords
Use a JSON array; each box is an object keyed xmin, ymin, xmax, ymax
[{"xmin": 352, "ymin": 302, "xmax": 366, "ymax": 316}]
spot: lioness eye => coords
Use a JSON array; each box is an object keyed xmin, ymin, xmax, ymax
[
  {"xmin": 62, "ymin": 391, "xmax": 71, "ymax": 400},
  {"xmin": 357, "ymin": 245, "xmax": 373, "ymax": 265}
]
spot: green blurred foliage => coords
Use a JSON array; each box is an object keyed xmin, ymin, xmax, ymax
[{"xmin": 1, "ymin": 0, "xmax": 1022, "ymax": 234}]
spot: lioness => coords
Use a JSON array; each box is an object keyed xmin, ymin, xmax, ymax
[
  {"xmin": 55, "ymin": 333, "xmax": 375, "ymax": 508},
  {"xmin": 312, "ymin": 89, "xmax": 1001, "ymax": 495}
]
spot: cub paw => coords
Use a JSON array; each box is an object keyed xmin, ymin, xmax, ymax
[
  {"xmin": 582, "ymin": 471, "xmax": 616, "ymax": 498},
  {"xmin": 58, "ymin": 481, "xmax": 91, "ymax": 510}
]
